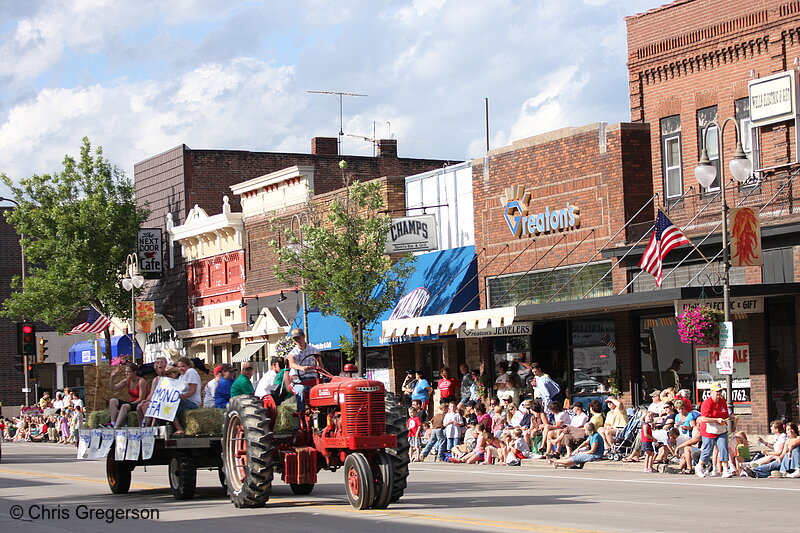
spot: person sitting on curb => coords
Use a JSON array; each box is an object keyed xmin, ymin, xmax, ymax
[
  {"xmin": 743, "ymin": 422, "xmax": 800, "ymax": 478},
  {"xmin": 551, "ymin": 423, "xmax": 604, "ymax": 469},
  {"xmin": 746, "ymin": 419, "xmax": 787, "ymax": 467},
  {"xmin": 598, "ymin": 397, "xmax": 628, "ymax": 452}
]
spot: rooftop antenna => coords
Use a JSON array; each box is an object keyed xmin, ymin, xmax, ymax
[{"xmin": 307, "ymin": 90, "xmax": 367, "ymax": 155}]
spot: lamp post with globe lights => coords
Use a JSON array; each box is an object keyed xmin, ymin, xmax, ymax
[
  {"xmin": 694, "ymin": 117, "xmax": 753, "ymax": 417},
  {"xmin": 122, "ymin": 253, "xmax": 145, "ymax": 361}
]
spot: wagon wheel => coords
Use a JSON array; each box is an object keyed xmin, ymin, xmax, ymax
[
  {"xmin": 168, "ymin": 452, "xmax": 197, "ymax": 500},
  {"xmin": 106, "ymin": 454, "xmax": 133, "ymax": 494}
]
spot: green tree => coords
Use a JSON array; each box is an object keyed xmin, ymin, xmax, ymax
[
  {"xmin": 1, "ymin": 137, "xmax": 150, "ymax": 352},
  {"xmin": 272, "ymin": 175, "xmax": 414, "ymax": 372}
]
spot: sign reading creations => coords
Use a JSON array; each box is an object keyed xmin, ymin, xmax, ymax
[
  {"xmin": 457, "ymin": 322, "xmax": 533, "ymax": 338},
  {"xmin": 502, "ymin": 185, "xmax": 580, "ymax": 238},
  {"xmin": 748, "ymin": 70, "xmax": 797, "ymax": 127},
  {"xmin": 137, "ymin": 228, "xmax": 163, "ymax": 279},
  {"xmin": 385, "ymin": 215, "xmax": 439, "ymax": 253}
]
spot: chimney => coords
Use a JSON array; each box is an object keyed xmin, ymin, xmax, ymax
[
  {"xmin": 311, "ymin": 137, "xmax": 338, "ymax": 155},
  {"xmin": 377, "ymin": 139, "xmax": 397, "ymax": 158}
]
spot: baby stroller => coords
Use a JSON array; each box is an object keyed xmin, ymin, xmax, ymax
[{"xmin": 606, "ymin": 408, "xmax": 646, "ymax": 461}]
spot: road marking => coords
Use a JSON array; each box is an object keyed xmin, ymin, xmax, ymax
[
  {"xmin": 413, "ymin": 466, "xmax": 800, "ymax": 492},
  {"xmin": 0, "ymin": 467, "xmax": 161, "ymax": 490},
  {"xmin": 0, "ymin": 466, "xmax": 615, "ymax": 532}
]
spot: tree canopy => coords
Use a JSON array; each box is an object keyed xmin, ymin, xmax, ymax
[
  {"xmin": 271, "ymin": 176, "xmax": 414, "ymax": 361},
  {"xmin": 1, "ymin": 137, "xmax": 150, "ymax": 333}
]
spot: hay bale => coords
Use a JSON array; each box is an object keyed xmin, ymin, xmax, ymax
[
  {"xmin": 86, "ymin": 409, "xmax": 138, "ymax": 428},
  {"xmin": 274, "ymin": 398, "xmax": 299, "ymax": 433},
  {"xmin": 184, "ymin": 408, "xmax": 225, "ymax": 436}
]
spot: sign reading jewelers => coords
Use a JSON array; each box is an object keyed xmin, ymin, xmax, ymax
[
  {"xmin": 457, "ymin": 322, "xmax": 533, "ymax": 338},
  {"xmin": 385, "ymin": 215, "xmax": 439, "ymax": 253},
  {"xmin": 501, "ymin": 185, "xmax": 580, "ymax": 238},
  {"xmin": 748, "ymin": 70, "xmax": 797, "ymax": 127}
]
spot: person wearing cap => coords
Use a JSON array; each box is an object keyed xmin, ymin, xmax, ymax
[
  {"xmin": 287, "ymin": 328, "xmax": 322, "ymax": 412},
  {"xmin": 231, "ymin": 362, "xmax": 256, "ymax": 398},
  {"xmin": 203, "ymin": 365, "xmax": 224, "ymax": 407},
  {"xmin": 695, "ymin": 382, "xmax": 735, "ymax": 478},
  {"xmin": 647, "ymin": 389, "xmax": 663, "ymax": 414},
  {"xmin": 661, "ymin": 358, "xmax": 683, "ymax": 391},
  {"xmin": 597, "ymin": 396, "xmax": 628, "ymax": 450},
  {"xmin": 214, "ymin": 364, "xmax": 237, "ymax": 408}
]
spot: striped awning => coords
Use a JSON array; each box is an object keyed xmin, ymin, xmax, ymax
[
  {"xmin": 381, "ymin": 307, "xmax": 516, "ymax": 338},
  {"xmin": 231, "ymin": 341, "xmax": 266, "ymax": 363}
]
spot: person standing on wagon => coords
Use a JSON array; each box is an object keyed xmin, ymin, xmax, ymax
[{"xmin": 287, "ymin": 328, "xmax": 322, "ymax": 413}]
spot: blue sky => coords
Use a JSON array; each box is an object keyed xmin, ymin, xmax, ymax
[{"xmin": 0, "ymin": 0, "xmax": 659, "ymax": 190}]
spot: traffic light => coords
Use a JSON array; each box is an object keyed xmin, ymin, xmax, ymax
[
  {"xmin": 28, "ymin": 363, "xmax": 37, "ymax": 382},
  {"xmin": 38, "ymin": 337, "xmax": 49, "ymax": 363},
  {"xmin": 17, "ymin": 322, "xmax": 35, "ymax": 356}
]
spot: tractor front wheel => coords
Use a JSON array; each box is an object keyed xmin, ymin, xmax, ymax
[
  {"xmin": 223, "ymin": 395, "xmax": 276, "ymax": 508},
  {"xmin": 343, "ymin": 453, "xmax": 373, "ymax": 510},
  {"xmin": 371, "ymin": 451, "xmax": 394, "ymax": 509}
]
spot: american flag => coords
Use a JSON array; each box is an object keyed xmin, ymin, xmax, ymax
[
  {"xmin": 66, "ymin": 306, "xmax": 112, "ymax": 335},
  {"xmin": 638, "ymin": 210, "xmax": 691, "ymax": 287},
  {"xmin": 600, "ymin": 333, "xmax": 616, "ymax": 349}
]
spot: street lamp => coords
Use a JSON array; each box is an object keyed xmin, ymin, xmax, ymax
[
  {"xmin": 122, "ymin": 253, "xmax": 145, "ymax": 361},
  {"xmin": 694, "ymin": 117, "xmax": 753, "ymax": 418}
]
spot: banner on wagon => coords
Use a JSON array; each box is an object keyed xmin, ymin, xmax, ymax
[
  {"xmin": 144, "ymin": 377, "xmax": 182, "ymax": 422},
  {"xmin": 695, "ymin": 343, "xmax": 751, "ymax": 414}
]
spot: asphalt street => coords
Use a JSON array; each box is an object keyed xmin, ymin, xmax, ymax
[{"xmin": 0, "ymin": 441, "xmax": 797, "ymax": 532}]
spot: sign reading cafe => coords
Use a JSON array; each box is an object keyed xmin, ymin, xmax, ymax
[
  {"xmin": 502, "ymin": 185, "xmax": 580, "ymax": 238},
  {"xmin": 137, "ymin": 228, "xmax": 163, "ymax": 279}
]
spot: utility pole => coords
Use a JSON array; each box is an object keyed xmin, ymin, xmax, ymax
[{"xmin": 307, "ymin": 90, "xmax": 367, "ymax": 155}]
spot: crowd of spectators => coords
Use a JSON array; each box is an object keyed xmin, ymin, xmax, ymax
[
  {"xmin": 1, "ymin": 388, "xmax": 85, "ymax": 444},
  {"xmin": 404, "ymin": 365, "xmax": 800, "ymax": 479}
]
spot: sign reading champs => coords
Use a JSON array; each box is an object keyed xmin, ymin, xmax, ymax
[
  {"xmin": 748, "ymin": 70, "xmax": 797, "ymax": 127},
  {"xmin": 385, "ymin": 215, "xmax": 438, "ymax": 253},
  {"xmin": 502, "ymin": 185, "xmax": 580, "ymax": 238}
]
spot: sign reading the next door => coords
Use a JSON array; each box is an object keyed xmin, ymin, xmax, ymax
[
  {"xmin": 385, "ymin": 215, "xmax": 438, "ymax": 253},
  {"xmin": 138, "ymin": 228, "xmax": 163, "ymax": 279},
  {"xmin": 502, "ymin": 185, "xmax": 580, "ymax": 238},
  {"xmin": 749, "ymin": 70, "xmax": 797, "ymax": 127}
]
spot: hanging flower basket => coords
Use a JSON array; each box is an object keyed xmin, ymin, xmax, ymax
[{"xmin": 677, "ymin": 305, "xmax": 724, "ymax": 345}]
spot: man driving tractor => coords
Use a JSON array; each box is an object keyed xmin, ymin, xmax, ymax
[{"xmin": 287, "ymin": 328, "xmax": 323, "ymax": 412}]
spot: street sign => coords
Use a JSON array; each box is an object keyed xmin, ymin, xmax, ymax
[
  {"xmin": 21, "ymin": 387, "xmax": 31, "ymax": 393},
  {"xmin": 719, "ymin": 321, "xmax": 733, "ymax": 349}
]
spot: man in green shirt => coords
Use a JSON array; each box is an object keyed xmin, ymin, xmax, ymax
[{"xmin": 230, "ymin": 362, "xmax": 256, "ymax": 398}]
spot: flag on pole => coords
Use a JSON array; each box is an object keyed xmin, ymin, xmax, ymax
[
  {"xmin": 66, "ymin": 306, "xmax": 112, "ymax": 335},
  {"xmin": 638, "ymin": 210, "xmax": 691, "ymax": 286}
]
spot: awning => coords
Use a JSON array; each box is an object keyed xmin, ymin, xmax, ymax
[
  {"xmin": 382, "ymin": 306, "xmax": 516, "ymax": 338},
  {"xmin": 239, "ymin": 307, "xmax": 292, "ymax": 340},
  {"xmin": 232, "ymin": 341, "xmax": 266, "ymax": 363},
  {"xmin": 294, "ymin": 245, "xmax": 479, "ymax": 348},
  {"xmin": 68, "ymin": 335, "xmax": 142, "ymax": 365},
  {"xmin": 177, "ymin": 323, "xmax": 247, "ymax": 340}
]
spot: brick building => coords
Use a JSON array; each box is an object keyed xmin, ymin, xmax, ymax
[
  {"xmin": 621, "ymin": 0, "xmax": 800, "ymax": 432},
  {"xmin": 0, "ymin": 208, "xmax": 25, "ymax": 406},
  {"xmin": 134, "ymin": 137, "xmax": 454, "ymax": 362}
]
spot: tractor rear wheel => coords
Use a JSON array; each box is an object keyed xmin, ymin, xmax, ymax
[
  {"xmin": 223, "ymin": 395, "xmax": 276, "ymax": 508},
  {"xmin": 371, "ymin": 451, "xmax": 394, "ymax": 509},
  {"xmin": 168, "ymin": 453, "xmax": 197, "ymax": 500},
  {"xmin": 344, "ymin": 452, "xmax": 373, "ymax": 510},
  {"xmin": 289, "ymin": 483, "xmax": 314, "ymax": 495},
  {"xmin": 384, "ymin": 393, "xmax": 410, "ymax": 503},
  {"xmin": 106, "ymin": 454, "xmax": 132, "ymax": 494}
]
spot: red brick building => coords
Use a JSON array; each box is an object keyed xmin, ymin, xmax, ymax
[{"xmin": 621, "ymin": 0, "xmax": 800, "ymax": 431}]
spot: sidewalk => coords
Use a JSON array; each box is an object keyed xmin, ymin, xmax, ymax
[{"xmin": 519, "ymin": 456, "xmax": 681, "ymax": 473}]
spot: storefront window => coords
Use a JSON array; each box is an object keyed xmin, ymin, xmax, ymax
[
  {"xmin": 571, "ymin": 320, "xmax": 616, "ymax": 395},
  {"xmin": 639, "ymin": 314, "xmax": 693, "ymax": 405},
  {"xmin": 491, "ymin": 335, "xmax": 532, "ymax": 395},
  {"xmin": 767, "ymin": 299, "xmax": 797, "ymax": 422},
  {"xmin": 366, "ymin": 347, "xmax": 390, "ymax": 390},
  {"xmin": 488, "ymin": 262, "xmax": 613, "ymax": 307}
]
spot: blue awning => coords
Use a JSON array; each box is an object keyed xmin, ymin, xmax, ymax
[
  {"xmin": 68, "ymin": 335, "xmax": 143, "ymax": 365},
  {"xmin": 294, "ymin": 245, "xmax": 478, "ymax": 350}
]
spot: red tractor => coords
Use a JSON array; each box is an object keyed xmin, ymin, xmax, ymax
[{"xmin": 221, "ymin": 368, "xmax": 409, "ymax": 510}]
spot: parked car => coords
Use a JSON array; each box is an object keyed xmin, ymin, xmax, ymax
[{"xmin": 573, "ymin": 369, "xmax": 602, "ymax": 393}]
